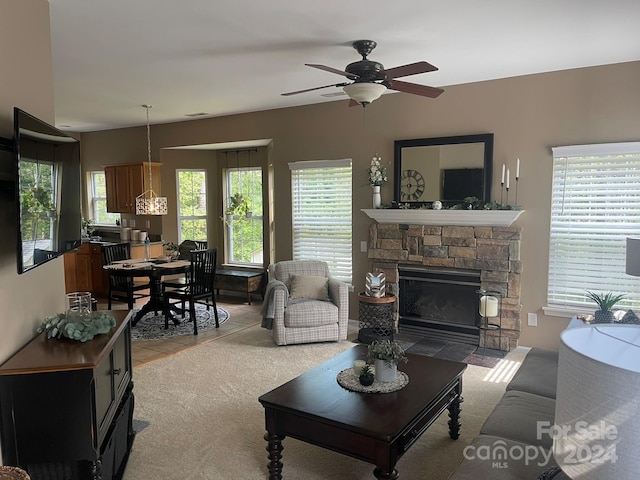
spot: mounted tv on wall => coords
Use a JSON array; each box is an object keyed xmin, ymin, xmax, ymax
[{"xmin": 13, "ymin": 107, "xmax": 82, "ymax": 274}]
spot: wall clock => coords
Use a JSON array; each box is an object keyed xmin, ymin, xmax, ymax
[{"xmin": 401, "ymin": 169, "xmax": 425, "ymax": 201}]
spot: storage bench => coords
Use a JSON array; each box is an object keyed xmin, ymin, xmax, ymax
[{"xmin": 215, "ymin": 269, "xmax": 264, "ymax": 304}]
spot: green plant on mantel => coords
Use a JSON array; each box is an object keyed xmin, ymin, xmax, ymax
[
  {"xmin": 388, "ymin": 200, "xmax": 520, "ymax": 211},
  {"xmin": 367, "ymin": 339, "xmax": 408, "ymax": 368}
]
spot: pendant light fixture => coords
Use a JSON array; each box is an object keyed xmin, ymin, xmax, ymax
[{"xmin": 135, "ymin": 104, "xmax": 168, "ymax": 215}]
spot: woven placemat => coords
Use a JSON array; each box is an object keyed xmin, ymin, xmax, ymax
[{"xmin": 337, "ymin": 367, "xmax": 409, "ymax": 394}]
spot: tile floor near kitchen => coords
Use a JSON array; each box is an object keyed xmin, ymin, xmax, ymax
[{"xmin": 98, "ymin": 294, "xmax": 263, "ymax": 367}]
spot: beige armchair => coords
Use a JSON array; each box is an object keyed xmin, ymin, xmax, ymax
[{"xmin": 262, "ymin": 260, "xmax": 349, "ymax": 346}]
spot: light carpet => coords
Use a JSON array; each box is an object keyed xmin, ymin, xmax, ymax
[
  {"xmin": 130, "ymin": 304, "xmax": 229, "ymax": 341},
  {"xmin": 125, "ymin": 324, "xmax": 518, "ymax": 480}
]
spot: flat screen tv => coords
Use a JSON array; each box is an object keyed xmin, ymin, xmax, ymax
[{"xmin": 14, "ymin": 107, "xmax": 82, "ymax": 274}]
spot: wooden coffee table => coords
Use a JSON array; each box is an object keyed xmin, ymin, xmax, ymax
[{"xmin": 258, "ymin": 344, "xmax": 466, "ymax": 479}]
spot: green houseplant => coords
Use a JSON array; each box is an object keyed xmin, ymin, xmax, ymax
[
  {"xmin": 367, "ymin": 339, "xmax": 408, "ymax": 382},
  {"xmin": 222, "ymin": 192, "xmax": 250, "ymax": 225},
  {"xmin": 586, "ymin": 291, "xmax": 626, "ymax": 323}
]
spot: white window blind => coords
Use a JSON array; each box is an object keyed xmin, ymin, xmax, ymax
[
  {"xmin": 289, "ymin": 159, "xmax": 352, "ymax": 283},
  {"xmin": 548, "ymin": 142, "xmax": 640, "ymax": 311}
]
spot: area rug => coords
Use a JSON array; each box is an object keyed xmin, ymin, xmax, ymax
[{"xmin": 130, "ymin": 303, "xmax": 229, "ymax": 341}]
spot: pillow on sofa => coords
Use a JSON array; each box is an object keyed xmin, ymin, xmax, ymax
[{"xmin": 289, "ymin": 275, "xmax": 329, "ymax": 301}]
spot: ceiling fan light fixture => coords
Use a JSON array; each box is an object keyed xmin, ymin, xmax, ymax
[{"xmin": 343, "ymin": 82, "xmax": 386, "ymax": 105}]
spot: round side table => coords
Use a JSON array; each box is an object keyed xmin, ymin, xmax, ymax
[{"xmin": 357, "ymin": 292, "xmax": 396, "ymax": 344}]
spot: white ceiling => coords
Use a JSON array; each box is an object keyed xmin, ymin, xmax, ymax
[{"xmin": 48, "ymin": 0, "xmax": 640, "ymax": 132}]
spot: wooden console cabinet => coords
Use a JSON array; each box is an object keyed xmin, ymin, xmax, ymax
[
  {"xmin": 0, "ymin": 311, "xmax": 135, "ymax": 480},
  {"xmin": 105, "ymin": 163, "xmax": 161, "ymax": 214}
]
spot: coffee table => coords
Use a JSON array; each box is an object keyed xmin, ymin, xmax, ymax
[{"xmin": 258, "ymin": 344, "xmax": 466, "ymax": 479}]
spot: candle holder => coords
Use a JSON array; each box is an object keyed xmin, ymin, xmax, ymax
[
  {"xmin": 515, "ymin": 177, "xmax": 519, "ymax": 208},
  {"xmin": 476, "ymin": 289, "xmax": 504, "ymax": 355},
  {"xmin": 505, "ymin": 186, "xmax": 510, "ymax": 208},
  {"xmin": 500, "ymin": 181, "xmax": 504, "ymax": 207}
]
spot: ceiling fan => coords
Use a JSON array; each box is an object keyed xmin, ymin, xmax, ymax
[{"xmin": 282, "ymin": 40, "xmax": 444, "ymax": 106}]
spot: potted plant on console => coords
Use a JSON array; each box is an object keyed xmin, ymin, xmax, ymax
[
  {"xmin": 586, "ymin": 291, "xmax": 626, "ymax": 324},
  {"xmin": 367, "ymin": 339, "xmax": 408, "ymax": 382}
]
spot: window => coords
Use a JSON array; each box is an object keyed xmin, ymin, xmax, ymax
[
  {"xmin": 289, "ymin": 159, "xmax": 352, "ymax": 283},
  {"xmin": 224, "ymin": 167, "xmax": 263, "ymax": 265},
  {"xmin": 177, "ymin": 169, "xmax": 208, "ymax": 243},
  {"xmin": 89, "ymin": 171, "xmax": 119, "ymax": 225},
  {"xmin": 547, "ymin": 142, "xmax": 640, "ymax": 313}
]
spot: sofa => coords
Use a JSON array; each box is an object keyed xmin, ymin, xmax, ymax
[{"xmin": 449, "ymin": 348, "xmax": 567, "ymax": 479}]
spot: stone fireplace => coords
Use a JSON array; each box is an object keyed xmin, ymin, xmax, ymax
[{"xmin": 368, "ymin": 223, "xmax": 522, "ymax": 350}]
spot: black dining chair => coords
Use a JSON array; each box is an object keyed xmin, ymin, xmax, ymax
[
  {"xmin": 102, "ymin": 243, "xmax": 151, "ymax": 309},
  {"xmin": 164, "ymin": 239, "xmax": 208, "ymax": 293},
  {"xmin": 163, "ymin": 248, "xmax": 219, "ymax": 335}
]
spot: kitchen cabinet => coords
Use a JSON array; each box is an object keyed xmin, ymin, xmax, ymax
[
  {"xmin": 64, "ymin": 243, "xmax": 108, "ymax": 298},
  {"xmin": 105, "ymin": 163, "xmax": 161, "ymax": 214},
  {"xmin": 0, "ymin": 310, "xmax": 135, "ymax": 480}
]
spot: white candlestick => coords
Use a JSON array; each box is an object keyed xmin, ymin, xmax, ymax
[
  {"xmin": 516, "ymin": 158, "xmax": 520, "ymax": 179},
  {"xmin": 479, "ymin": 295, "xmax": 499, "ymax": 317},
  {"xmin": 506, "ymin": 169, "xmax": 510, "ymax": 189},
  {"xmin": 501, "ymin": 164, "xmax": 505, "ymax": 184}
]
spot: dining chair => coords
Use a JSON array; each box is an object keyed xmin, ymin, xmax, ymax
[
  {"xmin": 163, "ymin": 248, "xmax": 219, "ymax": 335},
  {"xmin": 164, "ymin": 239, "xmax": 208, "ymax": 292},
  {"xmin": 102, "ymin": 243, "xmax": 151, "ymax": 309}
]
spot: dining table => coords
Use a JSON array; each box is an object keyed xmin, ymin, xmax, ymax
[{"xmin": 104, "ymin": 258, "xmax": 191, "ymax": 325}]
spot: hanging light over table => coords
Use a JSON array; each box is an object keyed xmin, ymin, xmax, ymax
[{"xmin": 136, "ymin": 104, "xmax": 168, "ymax": 215}]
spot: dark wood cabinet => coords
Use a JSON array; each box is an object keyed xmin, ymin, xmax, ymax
[{"xmin": 0, "ymin": 311, "xmax": 135, "ymax": 480}]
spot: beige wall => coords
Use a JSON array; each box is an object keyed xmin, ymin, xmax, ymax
[
  {"xmin": 80, "ymin": 61, "xmax": 640, "ymax": 350},
  {"xmin": 0, "ymin": 1, "xmax": 67, "ymax": 366}
]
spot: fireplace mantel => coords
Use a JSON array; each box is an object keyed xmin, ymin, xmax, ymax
[{"xmin": 362, "ymin": 209, "xmax": 524, "ymax": 227}]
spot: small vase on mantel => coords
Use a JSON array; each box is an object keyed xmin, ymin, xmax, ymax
[{"xmin": 372, "ymin": 185, "xmax": 381, "ymax": 209}]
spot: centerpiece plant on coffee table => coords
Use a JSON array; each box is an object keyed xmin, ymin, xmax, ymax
[
  {"xmin": 367, "ymin": 339, "xmax": 408, "ymax": 382},
  {"xmin": 358, "ymin": 364, "xmax": 375, "ymax": 386},
  {"xmin": 585, "ymin": 291, "xmax": 626, "ymax": 324}
]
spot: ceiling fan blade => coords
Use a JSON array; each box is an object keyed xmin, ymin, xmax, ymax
[
  {"xmin": 388, "ymin": 79, "xmax": 444, "ymax": 98},
  {"xmin": 305, "ymin": 63, "xmax": 358, "ymax": 78},
  {"xmin": 383, "ymin": 61, "xmax": 438, "ymax": 79},
  {"xmin": 281, "ymin": 83, "xmax": 347, "ymax": 96}
]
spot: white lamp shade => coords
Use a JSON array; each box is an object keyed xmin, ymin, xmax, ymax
[
  {"xmin": 343, "ymin": 83, "xmax": 386, "ymax": 104},
  {"xmin": 626, "ymin": 237, "xmax": 640, "ymax": 277},
  {"xmin": 479, "ymin": 295, "xmax": 499, "ymax": 317},
  {"xmin": 554, "ymin": 325, "xmax": 640, "ymax": 478}
]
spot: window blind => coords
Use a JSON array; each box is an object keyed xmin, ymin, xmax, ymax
[
  {"xmin": 289, "ymin": 159, "xmax": 352, "ymax": 283},
  {"xmin": 548, "ymin": 142, "xmax": 640, "ymax": 311}
]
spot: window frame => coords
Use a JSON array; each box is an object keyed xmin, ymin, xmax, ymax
[
  {"xmin": 545, "ymin": 142, "xmax": 640, "ymax": 317},
  {"xmin": 289, "ymin": 158, "xmax": 353, "ymax": 284},
  {"xmin": 176, "ymin": 168, "xmax": 208, "ymax": 244},
  {"xmin": 88, "ymin": 170, "xmax": 119, "ymax": 226},
  {"xmin": 223, "ymin": 165, "xmax": 264, "ymax": 267}
]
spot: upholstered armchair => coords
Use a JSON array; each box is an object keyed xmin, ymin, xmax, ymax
[{"xmin": 262, "ymin": 260, "xmax": 349, "ymax": 346}]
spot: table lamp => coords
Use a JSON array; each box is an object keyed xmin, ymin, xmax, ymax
[
  {"xmin": 626, "ymin": 237, "xmax": 640, "ymax": 277},
  {"xmin": 550, "ymin": 324, "xmax": 640, "ymax": 478}
]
